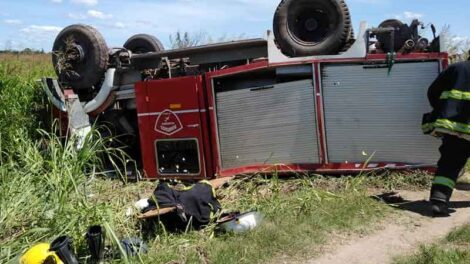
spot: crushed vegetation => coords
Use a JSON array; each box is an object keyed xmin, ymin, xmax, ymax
[{"xmin": 78, "ymin": 174, "xmax": 394, "ymax": 264}]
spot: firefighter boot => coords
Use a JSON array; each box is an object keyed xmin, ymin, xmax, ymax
[
  {"xmin": 50, "ymin": 236, "xmax": 79, "ymax": 264},
  {"xmin": 86, "ymin": 225, "xmax": 105, "ymax": 264},
  {"xmin": 430, "ymin": 184, "xmax": 452, "ymax": 217},
  {"xmin": 431, "ymin": 200, "xmax": 449, "ymax": 217}
]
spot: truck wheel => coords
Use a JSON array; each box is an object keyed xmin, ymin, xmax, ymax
[
  {"xmin": 273, "ymin": 0, "xmax": 352, "ymax": 57},
  {"xmin": 125, "ymin": 34, "xmax": 164, "ymax": 69},
  {"xmin": 124, "ymin": 34, "xmax": 164, "ymax": 54},
  {"xmin": 377, "ymin": 19, "xmax": 408, "ymax": 52},
  {"xmin": 52, "ymin": 24, "xmax": 108, "ymax": 90},
  {"xmin": 341, "ymin": 26, "xmax": 355, "ymax": 52}
]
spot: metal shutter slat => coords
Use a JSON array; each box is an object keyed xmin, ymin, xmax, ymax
[
  {"xmin": 216, "ymin": 79, "xmax": 320, "ymax": 169},
  {"xmin": 322, "ymin": 62, "xmax": 441, "ymax": 164}
]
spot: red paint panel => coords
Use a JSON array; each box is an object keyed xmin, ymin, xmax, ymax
[
  {"xmin": 198, "ymin": 76, "xmax": 214, "ymax": 178},
  {"xmin": 205, "ymin": 76, "xmax": 221, "ymax": 176},
  {"xmin": 135, "ymin": 76, "xmax": 208, "ymax": 179},
  {"xmin": 135, "ymin": 81, "xmax": 152, "ymax": 178}
]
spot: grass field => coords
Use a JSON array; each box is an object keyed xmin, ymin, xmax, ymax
[
  {"xmin": 394, "ymin": 224, "xmax": 470, "ymax": 264},
  {"xmin": 0, "ymin": 53, "xmax": 463, "ymax": 264}
]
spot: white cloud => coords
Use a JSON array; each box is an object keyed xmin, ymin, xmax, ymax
[
  {"xmin": 114, "ymin": 22, "xmax": 125, "ymax": 29},
  {"xmin": 68, "ymin": 10, "xmax": 112, "ymax": 20},
  {"xmin": 4, "ymin": 19, "xmax": 22, "ymax": 25},
  {"xmin": 87, "ymin": 10, "xmax": 112, "ymax": 20},
  {"xmin": 20, "ymin": 25, "xmax": 62, "ymax": 34},
  {"xmin": 403, "ymin": 11, "xmax": 423, "ymax": 20},
  {"xmin": 51, "ymin": 0, "xmax": 63, "ymax": 3},
  {"xmin": 102, "ymin": 22, "xmax": 126, "ymax": 29},
  {"xmin": 71, "ymin": 0, "xmax": 98, "ymax": 6},
  {"xmin": 18, "ymin": 25, "xmax": 63, "ymax": 52},
  {"xmin": 452, "ymin": 36, "xmax": 470, "ymax": 42},
  {"xmin": 68, "ymin": 13, "xmax": 87, "ymax": 20},
  {"xmin": 394, "ymin": 11, "xmax": 424, "ymax": 21},
  {"xmin": 135, "ymin": 20, "xmax": 154, "ymax": 27}
]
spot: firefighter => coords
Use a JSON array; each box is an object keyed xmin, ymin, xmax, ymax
[{"xmin": 422, "ymin": 53, "xmax": 470, "ymax": 216}]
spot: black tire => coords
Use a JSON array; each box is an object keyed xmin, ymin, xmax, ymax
[
  {"xmin": 124, "ymin": 34, "xmax": 164, "ymax": 54},
  {"xmin": 347, "ymin": 26, "xmax": 354, "ymax": 42},
  {"xmin": 377, "ymin": 19, "xmax": 408, "ymax": 52},
  {"xmin": 341, "ymin": 26, "xmax": 355, "ymax": 52},
  {"xmin": 125, "ymin": 34, "xmax": 164, "ymax": 70},
  {"xmin": 273, "ymin": 0, "xmax": 352, "ymax": 57},
  {"xmin": 52, "ymin": 24, "xmax": 108, "ymax": 90}
]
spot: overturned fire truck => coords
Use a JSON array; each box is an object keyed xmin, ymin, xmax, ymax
[{"xmin": 43, "ymin": 0, "xmax": 448, "ymax": 180}]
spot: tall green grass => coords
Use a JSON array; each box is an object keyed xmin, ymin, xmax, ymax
[
  {"xmin": 0, "ymin": 54, "xmax": 125, "ymax": 263},
  {"xmin": 0, "ymin": 54, "xmax": 53, "ymax": 153},
  {"xmin": 0, "ymin": 130, "xmax": 117, "ymax": 263}
]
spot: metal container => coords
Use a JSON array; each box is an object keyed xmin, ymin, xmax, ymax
[{"xmin": 217, "ymin": 211, "xmax": 263, "ymax": 233}]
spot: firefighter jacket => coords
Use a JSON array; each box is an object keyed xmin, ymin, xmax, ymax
[
  {"xmin": 422, "ymin": 60, "xmax": 470, "ymax": 141},
  {"xmin": 147, "ymin": 181, "xmax": 221, "ymax": 231}
]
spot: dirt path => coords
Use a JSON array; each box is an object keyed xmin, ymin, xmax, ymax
[{"xmin": 307, "ymin": 188, "xmax": 470, "ymax": 264}]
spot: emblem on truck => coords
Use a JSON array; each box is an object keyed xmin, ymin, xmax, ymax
[{"xmin": 154, "ymin": 110, "xmax": 183, "ymax": 135}]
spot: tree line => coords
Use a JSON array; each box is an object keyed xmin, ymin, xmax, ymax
[{"xmin": 0, "ymin": 48, "xmax": 47, "ymax": 54}]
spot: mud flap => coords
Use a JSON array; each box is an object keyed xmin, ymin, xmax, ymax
[{"xmin": 65, "ymin": 94, "xmax": 91, "ymax": 149}]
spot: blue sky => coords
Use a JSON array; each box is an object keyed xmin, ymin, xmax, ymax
[{"xmin": 0, "ymin": 0, "xmax": 468, "ymax": 51}]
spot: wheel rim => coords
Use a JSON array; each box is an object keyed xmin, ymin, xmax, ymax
[
  {"xmin": 287, "ymin": 4, "xmax": 338, "ymax": 46},
  {"xmin": 67, "ymin": 43, "xmax": 85, "ymax": 63},
  {"xmin": 56, "ymin": 35, "xmax": 91, "ymax": 82}
]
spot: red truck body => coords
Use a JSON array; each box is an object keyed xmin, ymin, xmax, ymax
[
  {"xmin": 45, "ymin": 3, "xmax": 451, "ymax": 181},
  {"xmin": 135, "ymin": 52, "xmax": 448, "ymax": 180}
]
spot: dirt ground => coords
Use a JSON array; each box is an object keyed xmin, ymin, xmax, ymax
[{"xmin": 305, "ymin": 181, "xmax": 470, "ymax": 264}]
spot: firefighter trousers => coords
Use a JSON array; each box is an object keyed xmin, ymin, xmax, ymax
[{"xmin": 430, "ymin": 135, "xmax": 470, "ymax": 203}]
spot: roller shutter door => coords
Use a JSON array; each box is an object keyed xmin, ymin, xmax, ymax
[
  {"xmin": 322, "ymin": 62, "xmax": 441, "ymax": 164},
  {"xmin": 216, "ymin": 79, "xmax": 320, "ymax": 169}
]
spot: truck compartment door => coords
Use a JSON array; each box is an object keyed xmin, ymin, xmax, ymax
[
  {"xmin": 136, "ymin": 76, "xmax": 207, "ymax": 179},
  {"xmin": 216, "ymin": 79, "xmax": 320, "ymax": 169},
  {"xmin": 322, "ymin": 61, "xmax": 440, "ymax": 164}
]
